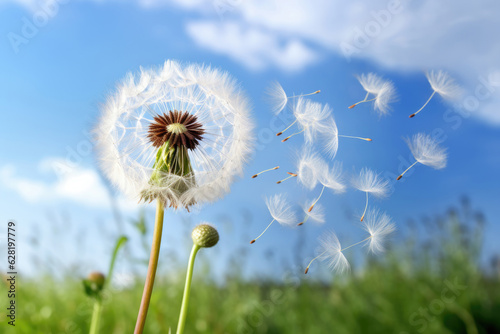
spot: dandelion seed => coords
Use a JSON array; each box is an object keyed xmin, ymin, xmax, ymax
[
  {"xmin": 252, "ymin": 166, "xmax": 279, "ymax": 179},
  {"xmin": 321, "ymin": 116, "xmax": 372, "ymax": 159},
  {"xmin": 296, "ymin": 149, "xmax": 325, "ymax": 190},
  {"xmin": 397, "ymin": 133, "xmax": 447, "ymax": 180},
  {"xmin": 352, "ymin": 168, "xmax": 389, "ymax": 221},
  {"xmin": 250, "ymin": 194, "xmax": 297, "ymax": 244},
  {"xmin": 304, "ymin": 230, "xmax": 349, "ymax": 274},
  {"xmin": 308, "ymin": 162, "xmax": 345, "ymax": 212},
  {"xmin": 266, "ymin": 81, "xmax": 320, "ymax": 116},
  {"xmin": 298, "ymin": 202, "xmax": 325, "ymax": 226},
  {"xmin": 410, "ymin": 70, "xmax": 462, "ymax": 118},
  {"xmin": 349, "ymin": 73, "xmax": 397, "ymax": 116},
  {"xmin": 276, "ymin": 172, "xmax": 297, "ymax": 184},
  {"xmin": 94, "ymin": 60, "xmax": 254, "ymax": 210},
  {"xmin": 278, "ymin": 97, "xmax": 329, "ymax": 140},
  {"xmin": 361, "ymin": 208, "xmax": 396, "ymax": 253}
]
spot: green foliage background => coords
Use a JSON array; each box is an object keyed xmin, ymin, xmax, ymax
[{"xmin": 2, "ymin": 201, "xmax": 500, "ymax": 334}]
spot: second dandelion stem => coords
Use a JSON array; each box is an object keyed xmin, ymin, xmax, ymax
[
  {"xmin": 176, "ymin": 244, "xmax": 201, "ymax": 334},
  {"xmin": 134, "ymin": 200, "xmax": 165, "ymax": 334}
]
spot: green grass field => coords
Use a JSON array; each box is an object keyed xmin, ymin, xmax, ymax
[{"xmin": 2, "ymin": 201, "xmax": 500, "ymax": 334}]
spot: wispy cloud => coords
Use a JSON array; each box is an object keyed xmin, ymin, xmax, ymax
[
  {"xmin": 186, "ymin": 21, "xmax": 318, "ymax": 72},
  {"xmin": 0, "ymin": 158, "xmax": 137, "ymax": 211}
]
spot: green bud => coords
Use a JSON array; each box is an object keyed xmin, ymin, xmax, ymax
[
  {"xmin": 83, "ymin": 272, "xmax": 106, "ymax": 298},
  {"xmin": 191, "ymin": 224, "xmax": 219, "ymax": 248}
]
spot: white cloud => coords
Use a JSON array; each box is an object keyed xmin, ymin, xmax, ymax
[
  {"xmin": 7, "ymin": 0, "xmax": 500, "ymax": 124},
  {"xmin": 0, "ymin": 158, "xmax": 137, "ymax": 211},
  {"xmin": 186, "ymin": 20, "xmax": 318, "ymax": 71}
]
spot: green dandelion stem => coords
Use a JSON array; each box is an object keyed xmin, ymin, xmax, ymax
[
  {"xmin": 89, "ymin": 299, "xmax": 102, "ymax": 334},
  {"xmin": 134, "ymin": 200, "xmax": 165, "ymax": 334},
  {"xmin": 176, "ymin": 244, "xmax": 201, "ymax": 334}
]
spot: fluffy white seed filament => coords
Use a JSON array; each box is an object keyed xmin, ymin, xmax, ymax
[
  {"xmin": 360, "ymin": 192, "xmax": 369, "ymax": 222},
  {"xmin": 287, "ymin": 90, "xmax": 321, "ymax": 99},
  {"xmin": 250, "ymin": 219, "xmax": 276, "ymax": 244},
  {"xmin": 276, "ymin": 172, "xmax": 297, "ymax": 184},
  {"xmin": 252, "ymin": 166, "xmax": 280, "ymax": 179},
  {"xmin": 167, "ymin": 123, "xmax": 188, "ymax": 134},
  {"xmin": 338, "ymin": 134, "xmax": 372, "ymax": 142},
  {"xmin": 410, "ymin": 91, "xmax": 437, "ymax": 118},
  {"xmin": 304, "ymin": 236, "xmax": 372, "ymax": 274},
  {"xmin": 397, "ymin": 161, "xmax": 419, "ymax": 180},
  {"xmin": 308, "ymin": 186, "xmax": 325, "ymax": 212}
]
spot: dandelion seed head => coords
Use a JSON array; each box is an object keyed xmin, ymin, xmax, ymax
[
  {"xmin": 318, "ymin": 230, "xmax": 350, "ymax": 273},
  {"xmin": 405, "ymin": 133, "xmax": 447, "ymax": 169},
  {"xmin": 426, "ymin": 70, "xmax": 463, "ymax": 101},
  {"xmin": 357, "ymin": 73, "xmax": 397, "ymax": 116},
  {"xmin": 265, "ymin": 194, "xmax": 297, "ymax": 227},
  {"xmin": 362, "ymin": 208, "xmax": 396, "ymax": 254},
  {"xmin": 357, "ymin": 73, "xmax": 386, "ymax": 95},
  {"xmin": 352, "ymin": 168, "xmax": 389, "ymax": 198},
  {"xmin": 94, "ymin": 60, "xmax": 254, "ymax": 210},
  {"xmin": 320, "ymin": 116, "xmax": 339, "ymax": 159}
]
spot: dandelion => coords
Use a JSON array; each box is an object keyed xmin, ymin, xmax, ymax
[
  {"xmin": 266, "ymin": 81, "xmax": 320, "ymax": 116},
  {"xmin": 349, "ymin": 73, "xmax": 397, "ymax": 116},
  {"xmin": 251, "ymin": 166, "xmax": 279, "ymax": 179},
  {"xmin": 308, "ymin": 162, "xmax": 345, "ymax": 212},
  {"xmin": 298, "ymin": 202, "xmax": 325, "ymax": 226},
  {"xmin": 352, "ymin": 168, "xmax": 390, "ymax": 221},
  {"xmin": 361, "ymin": 209, "xmax": 396, "ymax": 254},
  {"xmin": 250, "ymin": 194, "xmax": 297, "ymax": 244},
  {"xmin": 305, "ymin": 230, "xmax": 349, "ymax": 274},
  {"xmin": 177, "ymin": 224, "xmax": 219, "ymax": 334},
  {"xmin": 321, "ymin": 116, "xmax": 372, "ymax": 159},
  {"xmin": 409, "ymin": 70, "xmax": 462, "ymax": 118},
  {"xmin": 94, "ymin": 60, "xmax": 253, "ymax": 333},
  {"xmin": 280, "ymin": 98, "xmax": 331, "ymax": 142},
  {"xmin": 304, "ymin": 211, "xmax": 395, "ymax": 274},
  {"xmin": 397, "ymin": 133, "xmax": 447, "ymax": 180}
]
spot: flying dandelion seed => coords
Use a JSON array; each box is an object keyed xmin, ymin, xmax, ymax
[
  {"xmin": 397, "ymin": 133, "xmax": 447, "ymax": 180},
  {"xmin": 305, "ymin": 230, "xmax": 349, "ymax": 274},
  {"xmin": 361, "ymin": 209, "xmax": 396, "ymax": 254},
  {"xmin": 296, "ymin": 149, "xmax": 325, "ymax": 190},
  {"xmin": 409, "ymin": 70, "xmax": 462, "ymax": 118},
  {"xmin": 94, "ymin": 60, "xmax": 254, "ymax": 210},
  {"xmin": 252, "ymin": 166, "xmax": 279, "ymax": 179},
  {"xmin": 349, "ymin": 73, "xmax": 397, "ymax": 116},
  {"xmin": 266, "ymin": 81, "xmax": 320, "ymax": 117},
  {"xmin": 298, "ymin": 201, "xmax": 325, "ymax": 226},
  {"xmin": 321, "ymin": 116, "xmax": 372, "ymax": 159},
  {"xmin": 280, "ymin": 98, "xmax": 331, "ymax": 143},
  {"xmin": 308, "ymin": 162, "xmax": 345, "ymax": 213},
  {"xmin": 352, "ymin": 168, "xmax": 390, "ymax": 221},
  {"xmin": 305, "ymin": 212, "xmax": 395, "ymax": 274},
  {"xmin": 276, "ymin": 172, "xmax": 297, "ymax": 184},
  {"xmin": 250, "ymin": 194, "xmax": 297, "ymax": 244}
]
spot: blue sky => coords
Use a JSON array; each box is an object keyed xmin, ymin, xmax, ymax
[{"xmin": 0, "ymin": 0, "xmax": 499, "ymax": 282}]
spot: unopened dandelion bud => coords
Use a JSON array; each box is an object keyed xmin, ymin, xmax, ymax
[
  {"xmin": 192, "ymin": 223, "xmax": 219, "ymax": 248},
  {"xmin": 88, "ymin": 272, "xmax": 106, "ymax": 291}
]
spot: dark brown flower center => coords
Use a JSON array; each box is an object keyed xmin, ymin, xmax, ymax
[{"xmin": 147, "ymin": 110, "xmax": 205, "ymax": 150}]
